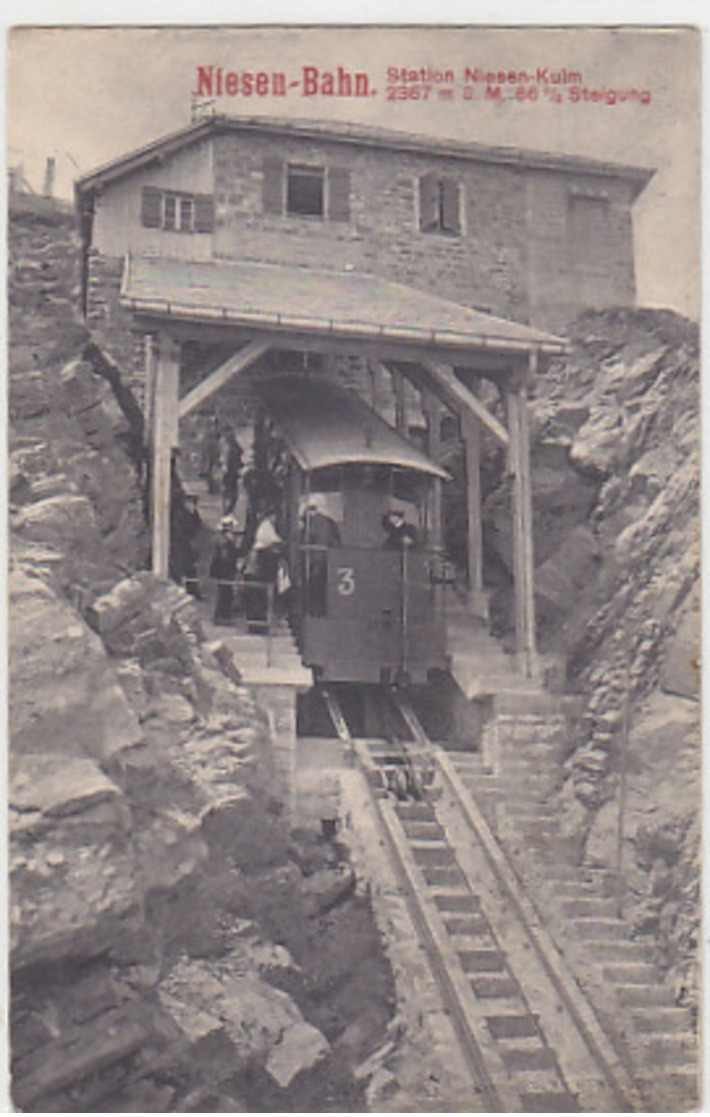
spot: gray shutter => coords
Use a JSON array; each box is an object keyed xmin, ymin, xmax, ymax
[
  {"xmin": 262, "ymin": 157, "xmax": 284, "ymax": 214},
  {"xmin": 194, "ymin": 194, "xmax": 215, "ymax": 233},
  {"xmin": 441, "ymin": 177, "xmax": 461, "ymax": 233},
  {"xmin": 328, "ymin": 167, "xmax": 351, "ymax": 222},
  {"xmin": 141, "ymin": 186, "xmax": 162, "ymax": 228},
  {"xmin": 419, "ymin": 172, "xmax": 438, "ymax": 231}
]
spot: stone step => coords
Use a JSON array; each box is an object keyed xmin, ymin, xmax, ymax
[
  {"xmin": 636, "ymin": 1035, "xmax": 697, "ymax": 1067},
  {"xmin": 396, "ymin": 802, "xmax": 437, "ymax": 822},
  {"xmin": 631, "ymin": 1008, "xmax": 695, "ymax": 1035},
  {"xmin": 561, "ymin": 896, "xmax": 619, "ymax": 919},
  {"xmin": 586, "ymin": 940, "xmax": 654, "ymax": 962},
  {"xmin": 470, "ymin": 975, "xmax": 521, "ymax": 1000},
  {"xmin": 616, "ymin": 984, "xmax": 677, "ymax": 1008},
  {"xmin": 520, "ymin": 1089, "xmax": 581, "ymax": 1112},
  {"xmin": 569, "ymin": 917, "xmax": 629, "ymax": 941},
  {"xmin": 410, "ymin": 843, "xmax": 457, "ymax": 868},
  {"xmin": 457, "ymin": 948, "xmax": 507, "ymax": 974},
  {"xmin": 421, "ymin": 865, "xmax": 468, "ymax": 889},
  {"xmin": 486, "ymin": 1014, "xmax": 540, "ymax": 1040},
  {"xmin": 602, "ymin": 962, "xmax": 660, "ymax": 984},
  {"xmin": 442, "ymin": 913, "xmax": 490, "ymax": 937},
  {"xmin": 400, "ymin": 820, "xmax": 444, "ymax": 842},
  {"xmin": 431, "ymin": 891, "xmax": 481, "ymax": 914},
  {"xmin": 500, "ymin": 1046, "xmax": 559, "ymax": 1073}
]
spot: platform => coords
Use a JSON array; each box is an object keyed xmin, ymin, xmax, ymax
[{"xmin": 200, "ymin": 612, "xmax": 312, "ymax": 688}]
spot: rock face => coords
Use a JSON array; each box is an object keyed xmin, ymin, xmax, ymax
[
  {"xmin": 9, "ymin": 198, "xmax": 395, "ymax": 1111},
  {"xmin": 486, "ymin": 309, "xmax": 700, "ymax": 1004}
]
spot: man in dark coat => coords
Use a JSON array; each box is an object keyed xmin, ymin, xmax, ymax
[
  {"xmin": 301, "ymin": 497, "xmax": 341, "ymax": 617},
  {"xmin": 220, "ymin": 430, "xmax": 244, "ymax": 515},
  {"xmin": 382, "ymin": 509, "xmax": 420, "ymax": 551},
  {"xmin": 209, "ymin": 517, "xmax": 238, "ymax": 623}
]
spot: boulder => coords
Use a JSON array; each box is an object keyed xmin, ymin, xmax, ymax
[
  {"xmin": 159, "ymin": 956, "xmax": 329, "ymax": 1087},
  {"xmin": 10, "ymin": 754, "xmax": 139, "ymax": 970},
  {"xmin": 661, "ymin": 583, "xmax": 700, "ymax": 700},
  {"xmin": 14, "ymin": 493, "xmax": 100, "ymax": 548},
  {"xmin": 9, "ymin": 570, "xmax": 143, "ymax": 764}
]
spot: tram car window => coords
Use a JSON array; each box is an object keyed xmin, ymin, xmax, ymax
[{"xmin": 253, "ymin": 375, "xmax": 450, "ymax": 685}]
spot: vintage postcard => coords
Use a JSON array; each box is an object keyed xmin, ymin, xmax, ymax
[{"xmin": 7, "ymin": 23, "xmax": 700, "ymax": 1112}]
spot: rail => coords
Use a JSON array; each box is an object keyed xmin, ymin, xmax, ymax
[{"xmin": 325, "ymin": 685, "xmax": 645, "ymax": 1112}]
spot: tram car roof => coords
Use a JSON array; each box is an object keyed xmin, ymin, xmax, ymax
[{"xmin": 255, "ymin": 375, "xmax": 449, "ymax": 480}]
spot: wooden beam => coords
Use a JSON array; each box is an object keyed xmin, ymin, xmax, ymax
[
  {"xmin": 507, "ymin": 373, "xmax": 537, "ymax": 675},
  {"xmin": 423, "ymin": 393, "xmax": 443, "ymax": 548},
  {"xmin": 178, "ymin": 340, "xmax": 269, "ymax": 418},
  {"xmin": 463, "ymin": 413, "xmax": 484, "ymax": 596},
  {"xmin": 151, "ymin": 335, "xmax": 180, "ymax": 579},
  {"xmin": 132, "ymin": 314, "xmax": 535, "ymax": 376},
  {"xmin": 393, "ymin": 368, "xmax": 407, "ymax": 433},
  {"xmin": 422, "ymin": 360, "xmax": 509, "ymax": 446}
]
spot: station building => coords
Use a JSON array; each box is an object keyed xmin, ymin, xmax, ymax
[{"xmin": 75, "ymin": 114, "xmax": 653, "ymax": 673}]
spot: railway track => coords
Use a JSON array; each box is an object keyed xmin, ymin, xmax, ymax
[{"xmin": 322, "ymin": 686, "xmax": 648, "ymax": 1113}]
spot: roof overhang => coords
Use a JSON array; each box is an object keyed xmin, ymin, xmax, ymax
[
  {"xmin": 121, "ymin": 256, "xmax": 568, "ymax": 359},
  {"xmin": 75, "ymin": 114, "xmax": 655, "ymax": 202}
]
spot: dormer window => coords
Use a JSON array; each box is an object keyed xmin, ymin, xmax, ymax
[{"xmin": 419, "ymin": 172, "xmax": 462, "ymax": 235}]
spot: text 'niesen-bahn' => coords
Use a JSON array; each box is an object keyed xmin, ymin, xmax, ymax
[{"xmin": 194, "ymin": 65, "xmax": 588, "ymax": 98}]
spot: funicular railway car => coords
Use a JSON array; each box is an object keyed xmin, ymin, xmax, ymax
[{"xmin": 255, "ymin": 375, "xmax": 450, "ymax": 685}]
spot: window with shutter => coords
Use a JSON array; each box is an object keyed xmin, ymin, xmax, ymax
[
  {"xmin": 263, "ymin": 157, "xmax": 285, "ymax": 214},
  {"xmin": 287, "ymin": 164, "xmax": 325, "ymax": 216},
  {"xmin": 419, "ymin": 172, "xmax": 439, "ymax": 232},
  {"xmin": 328, "ymin": 167, "xmax": 351, "ymax": 222},
  {"xmin": 194, "ymin": 194, "xmax": 215, "ymax": 233},
  {"xmin": 141, "ymin": 186, "xmax": 162, "ymax": 228},
  {"xmin": 419, "ymin": 172, "xmax": 463, "ymax": 235},
  {"xmin": 440, "ymin": 177, "xmax": 461, "ymax": 234}
]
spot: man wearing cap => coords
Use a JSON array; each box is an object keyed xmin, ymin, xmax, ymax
[{"xmin": 209, "ymin": 517, "xmax": 239, "ymax": 624}]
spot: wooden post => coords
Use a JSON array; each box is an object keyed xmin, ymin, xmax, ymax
[
  {"xmin": 143, "ymin": 333, "xmax": 157, "ymax": 446},
  {"xmin": 463, "ymin": 413, "xmax": 483, "ymax": 599},
  {"xmin": 151, "ymin": 333, "xmax": 181, "ymax": 579},
  {"xmin": 393, "ymin": 368, "xmax": 407, "ymax": 434},
  {"xmin": 423, "ymin": 394, "xmax": 443, "ymax": 548},
  {"xmin": 506, "ymin": 359, "xmax": 537, "ymax": 675}
]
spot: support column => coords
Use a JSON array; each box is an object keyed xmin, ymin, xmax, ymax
[
  {"xmin": 462, "ymin": 413, "xmax": 484, "ymax": 601},
  {"xmin": 506, "ymin": 363, "xmax": 537, "ymax": 676},
  {"xmin": 423, "ymin": 394, "xmax": 443, "ymax": 548},
  {"xmin": 151, "ymin": 334, "xmax": 180, "ymax": 579},
  {"xmin": 393, "ymin": 368, "xmax": 407, "ymax": 434}
]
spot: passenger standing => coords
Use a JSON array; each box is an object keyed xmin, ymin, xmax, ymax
[
  {"xmin": 243, "ymin": 510, "xmax": 285, "ymax": 633},
  {"xmin": 301, "ymin": 496, "xmax": 341, "ymax": 617},
  {"xmin": 220, "ymin": 429, "xmax": 244, "ymax": 516},
  {"xmin": 199, "ymin": 415, "xmax": 221, "ymax": 495},
  {"xmin": 209, "ymin": 517, "xmax": 238, "ymax": 624}
]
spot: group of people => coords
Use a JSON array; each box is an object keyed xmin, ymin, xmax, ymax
[
  {"xmin": 198, "ymin": 417, "xmax": 244, "ymax": 516},
  {"xmin": 176, "ymin": 412, "xmax": 422, "ymax": 627}
]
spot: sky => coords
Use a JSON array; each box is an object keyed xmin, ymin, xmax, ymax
[{"xmin": 6, "ymin": 24, "xmax": 701, "ymax": 318}]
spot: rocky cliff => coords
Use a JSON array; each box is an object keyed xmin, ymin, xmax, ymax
[
  {"xmin": 9, "ymin": 197, "xmax": 394, "ymax": 1111},
  {"xmin": 485, "ymin": 308, "xmax": 700, "ymax": 1009}
]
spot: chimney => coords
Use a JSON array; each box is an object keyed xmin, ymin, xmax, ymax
[{"xmin": 42, "ymin": 156, "xmax": 55, "ymax": 198}]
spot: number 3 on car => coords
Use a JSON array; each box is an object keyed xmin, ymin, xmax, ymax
[{"xmin": 337, "ymin": 567, "xmax": 355, "ymax": 596}]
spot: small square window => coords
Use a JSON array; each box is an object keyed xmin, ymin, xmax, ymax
[{"xmin": 287, "ymin": 165, "xmax": 325, "ymax": 217}]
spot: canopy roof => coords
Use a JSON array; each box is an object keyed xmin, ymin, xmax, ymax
[
  {"xmin": 122, "ymin": 256, "xmax": 567, "ymax": 356},
  {"xmin": 254, "ymin": 375, "xmax": 449, "ymax": 479}
]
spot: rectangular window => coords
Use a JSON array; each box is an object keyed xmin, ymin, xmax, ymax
[
  {"xmin": 140, "ymin": 186, "xmax": 214, "ymax": 233},
  {"xmin": 262, "ymin": 158, "xmax": 351, "ymax": 222},
  {"xmin": 419, "ymin": 172, "xmax": 462, "ymax": 235},
  {"xmin": 287, "ymin": 164, "xmax": 325, "ymax": 216}
]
